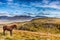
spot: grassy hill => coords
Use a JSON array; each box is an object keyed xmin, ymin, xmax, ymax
[
  {"xmin": 0, "ymin": 30, "xmax": 60, "ymax": 40},
  {"xmin": 0, "ymin": 18, "xmax": 60, "ymax": 40},
  {"xmin": 11, "ymin": 18, "xmax": 60, "ymax": 34}
]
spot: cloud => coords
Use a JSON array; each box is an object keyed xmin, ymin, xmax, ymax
[
  {"xmin": 30, "ymin": 0, "xmax": 60, "ymax": 9},
  {"xmin": 7, "ymin": 0, "xmax": 13, "ymax": 2},
  {"xmin": 42, "ymin": 0, "xmax": 50, "ymax": 4},
  {"xmin": 0, "ymin": 11, "xmax": 16, "ymax": 17},
  {"xmin": 0, "ymin": 0, "xmax": 60, "ymax": 18},
  {"xmin": 0, "ymin": 13, "xmax": 10, "ymax": 16}
]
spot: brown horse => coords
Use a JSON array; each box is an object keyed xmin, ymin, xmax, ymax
[{"xmin": 3, "ymin": 24, "xmax": 17, "ymax": 36}]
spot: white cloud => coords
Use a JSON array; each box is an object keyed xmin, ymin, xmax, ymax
[
  {"xmin": 6, "ymin": 0, "xmax": 13, "ymax": 5},
  {"xmin": 42, "ymin": 0, "xmax": 49, "ymax": 4},
  {"xmin": 0, "ymin": 13, "xmax": 9, "ymax": 16},
  {"xmin": 7, "ymin": 0, "xmax": 13, "ymax": 2},
  {"xmin": 39, "ymin": 5, "xmax": 60, "ymax": 10},
  {"xmin": 30, "ymin": 0, "xmax": 60, "ymax": 10},
  {"xmin": 0, "ymin": 12, "xmax": 15, "ymax": 17},
  {"xmin": 0, "ymin": 0, "xmax": 60, "ymax": 18}
]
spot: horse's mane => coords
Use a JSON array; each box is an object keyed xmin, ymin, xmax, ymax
[{"xmin": 3, "ymin": 24, "xmax": 17, "ymax": 28}]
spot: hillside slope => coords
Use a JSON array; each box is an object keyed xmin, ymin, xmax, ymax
[
  {"xmin": 0, "ymin": 18, "xmax": 60, "ymax": 40},
  {"xmin": 0, "ymin": 29, "xmax": 60, "ymax": 40},
  {"xmin": 10, "ymin": 18, "xmax": 60, "ymax": 34}
]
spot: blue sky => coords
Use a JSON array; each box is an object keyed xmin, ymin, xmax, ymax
[{"xmin": 0, "ymin": 0, "xmax": 60, "ymax": 18}]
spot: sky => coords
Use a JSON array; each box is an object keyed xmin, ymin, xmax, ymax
[{"xmin": 0, "ymin": 0, "xmax": 60, "ymax": 18}]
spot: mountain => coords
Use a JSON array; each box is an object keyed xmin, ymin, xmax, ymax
[
  {"xmin": 0, "ymin": 16, "xmax": 8, "ymax": 19},
  {"xmin": 0, "ymin": 15, "xmax": 48, "ymax": 20},
  {"xmin": 35, "ymin": 16, "xmax": 48, "ymax": 18},
  {"xmin": 7, "ymin": 15, "xmax": 33, "ymax": 20},
  {"xmin": 0, "ymin": 15, "xmax": 33, "ymax": 20}
]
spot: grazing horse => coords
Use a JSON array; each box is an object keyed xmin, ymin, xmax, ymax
[{"xmin": 3, "ymin": 24, "xmax": 17, "ymax": 36}]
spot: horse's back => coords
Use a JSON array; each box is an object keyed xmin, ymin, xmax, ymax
[
  {"xmin": 3, "ymin": 24, "xmax": 12, "ymax": 28},
  {"xmin": 3, "ymin": 24, "xmax": 14, "ymax": 30}
]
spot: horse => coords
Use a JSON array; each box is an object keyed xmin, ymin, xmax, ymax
[{"xmin": 3, "ymin": 24, "xmax": 17, "ymax": 36}]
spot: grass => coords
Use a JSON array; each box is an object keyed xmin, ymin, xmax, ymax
[
  {"xmin": 12, "ymin": 18, "xmax": 60, "ymax": 34},
  {"xmin": 0, "ymin": 30, "xmax": 60, "ymax": 40},
  {"xmin": 0, "ymin": 18, "xmax": 60, "ymax": 40}
]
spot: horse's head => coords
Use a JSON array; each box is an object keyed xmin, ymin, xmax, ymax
[{"xmin": 12, "ymin": 24, "xmax": 17, "ymax": 29}]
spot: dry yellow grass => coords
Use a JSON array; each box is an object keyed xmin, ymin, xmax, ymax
[
  {"xmin": 0, "ymin": 29, "xmax": 60, "ymax": 40},
  {"xmin": 0, "ymin": 18, "xmax": 60, "ymax": 40}
]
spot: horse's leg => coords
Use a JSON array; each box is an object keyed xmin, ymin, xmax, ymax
[
  {"xmin": 3, "ymin": 30, "xmax": 5, "ymax": 36},
  {"xmin": 10, "ymin": 30, "xmax": 12, "ymax": 36}
]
